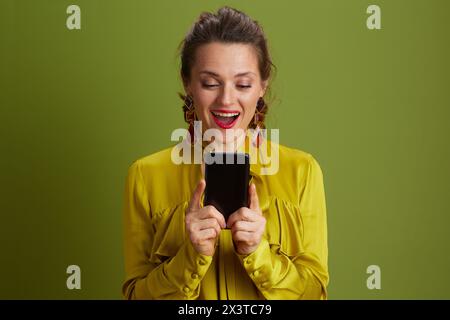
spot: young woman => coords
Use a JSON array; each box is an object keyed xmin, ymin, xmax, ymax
[{"xmin": 122, "ymin": 6, "xmax": 328, "ymax": 300}]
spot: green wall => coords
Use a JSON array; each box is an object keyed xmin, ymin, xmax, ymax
[{"xmin": 1, "ymin": 0, "xmax": 449, "ymax": 299}]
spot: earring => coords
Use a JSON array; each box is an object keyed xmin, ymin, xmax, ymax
[
  {"xmin": 183, "ymin": 95, "xmax": 194, "ymax": 122},
  {"xmin": 183, "ymin": 95, "xmax": 197, "ymax": 143},
  {"xmin": 252, "ymin": 97, "xmax": 266, "ymax": 129},
  {"xmin": 252, "ymin": 97, "xmax": 266, "ymax": 147}
]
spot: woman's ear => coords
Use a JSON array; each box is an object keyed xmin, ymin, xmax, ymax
[
  {"xmin": 260, "ymin": 80, "xmax": 268, "ymax": 97},
  {"xmin": 183, "ymin": 78, "xmax": 192, "ymax": 97},
  {"xmin": 183, "ymin": 86, "xmax": 189, "ymax": 97}
]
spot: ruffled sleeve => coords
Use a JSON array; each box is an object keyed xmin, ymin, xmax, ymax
[
  {"xmin": 122, "ymin": 160, "xmax": 213, "ymax": 300},
  {"xmin": 236, "ymin": 154, "xmax": 329, "ymax": 299}
]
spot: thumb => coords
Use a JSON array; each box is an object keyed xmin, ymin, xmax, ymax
[
  {"xmin": 248, "ymin": 183, "xmax": 261, "ymax": 213},
  {"xmin": 189, "ymin": 179, "xmax": 206, "ymax": 211}
]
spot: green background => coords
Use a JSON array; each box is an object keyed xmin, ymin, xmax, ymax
[{"xmin": 1, "ymin": 0, "xmax": 449, "ymax": 299}]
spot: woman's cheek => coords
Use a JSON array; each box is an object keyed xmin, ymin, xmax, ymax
[{"xmin": 241, "ymin": 100, "xmax": 258, "ymax": 127}]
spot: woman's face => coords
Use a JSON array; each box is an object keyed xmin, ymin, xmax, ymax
[{"xmin": 185, "ymin": 42, "xmax": 267, "ymax": 144}]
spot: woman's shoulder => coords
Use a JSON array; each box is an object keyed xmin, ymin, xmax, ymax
[
  {"xmin": 127, "ymin": 145, "xmax": 189, "ymax": 186},
  {"xmin": 265, "ymin": 142, "xmax": 325, "ymax": 196},
  {"xmin": 127, "ymin": 146, "xmax": 192, "ymax": 212},
  {"xmin": 278, "ymin": 143, "xmax": 313, "ymax": 161},
  {"xmin": 265, "ymin": 142, "xmax": 325, "ymax": 205},
  {"xmin": 130, "ymin": 145, "xmax": 182, "ymax": 172}
]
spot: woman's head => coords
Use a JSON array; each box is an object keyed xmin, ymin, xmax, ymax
[{"xmin": 179, "ymin": 7, "xmax": 275, "ymax": 144}]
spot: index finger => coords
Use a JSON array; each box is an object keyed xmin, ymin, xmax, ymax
[
  {"xmin": 188, "ymin": 179, "xmax": 206, "ymax": 212},
  {"xmin": 249, "ymin": 183, "xmax": 261, "ymax": 213}
]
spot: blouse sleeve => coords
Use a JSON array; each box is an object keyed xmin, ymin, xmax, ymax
[
  {"xmin": 121, "ymin": 160, "xmax": 213, "ymax": 299},
  {"xmin": 236, "ymin": 154, "xmax": 329, "ymax": 299}
]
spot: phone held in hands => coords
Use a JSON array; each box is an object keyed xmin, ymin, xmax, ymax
[{"xmin": 204, "ymin": 152, "xmax": 250, "ymax": 227}]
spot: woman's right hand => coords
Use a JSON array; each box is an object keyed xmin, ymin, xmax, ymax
[{"xmin": 185, "ymin": 179, "xmax": 226, "ymax": 256}]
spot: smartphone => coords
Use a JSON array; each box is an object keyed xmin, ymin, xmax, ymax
[{"xmin": 204, "ymin": 152, "xmax": 250, "ymax": 226}]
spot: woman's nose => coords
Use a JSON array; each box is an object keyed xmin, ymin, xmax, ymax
[{"xmin": 218, "ymin": 84, "xmax": 236, "ymax": 106}]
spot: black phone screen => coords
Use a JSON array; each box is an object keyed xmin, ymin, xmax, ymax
[{"xmin": 204, "ymin": 152, "xmax": 250, "ymax": 225}]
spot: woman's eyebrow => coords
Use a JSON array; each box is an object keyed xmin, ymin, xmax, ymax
[
  {"xmin": 199, "ymin": 71, "xmax": 220, "ymax": 77},
  {"xmin": 234, "ymin": 71, "xmax": 256, "ymax": 77},
  {"xmin": 199, "ymin": 70, "xmax": 256, "ymax": 77}
]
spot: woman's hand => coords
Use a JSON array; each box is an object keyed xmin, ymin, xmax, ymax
[
  {"xmin": 185, "ymin": 179, "xmax": 226, "ymax": 256},
  {"xmin": 227, "ymin": 184, "xmax": 266, "ymax": 255}
]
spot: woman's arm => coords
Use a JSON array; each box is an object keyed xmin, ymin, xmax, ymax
[
  {"xmin": 235, "ymin": 154, "xmax": 329, "ymax": 299},
  {"xmin": 122, "ymin": 160, "xmax": 212, "ymax": 300},
  {"xmin": 236, "ymin": 238, "xmax": 327, "ymax": 299}
]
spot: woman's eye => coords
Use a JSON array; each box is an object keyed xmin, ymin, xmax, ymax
[
  {"xmin": 201, "ymin": 83, "xmax": 251, "ymax": 89},
  {"xmin": 202, "ymin": 83, "xmax": 219, "ymax": 88}
]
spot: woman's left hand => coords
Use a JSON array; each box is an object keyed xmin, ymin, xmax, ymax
[{"xmin": 227, "ymin": 183, "xmax": 266, "ymax": 255}]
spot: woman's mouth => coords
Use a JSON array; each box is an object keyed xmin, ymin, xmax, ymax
[{"xmin": 210, "ymin": 110, "xmax": 240, "ymax": 129}]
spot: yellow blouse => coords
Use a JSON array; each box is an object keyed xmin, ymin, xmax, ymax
[{"xmin": 122, "ymin": 140, "xmax": 329, "ymax": 300}]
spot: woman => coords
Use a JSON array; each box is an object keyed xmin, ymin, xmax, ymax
[{"xmin": 122, "ymin": 6, "xmax": 328, "ymax": 300}]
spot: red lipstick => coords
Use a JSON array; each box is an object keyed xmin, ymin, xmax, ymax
[{"xmin": 210, "ymin": 109, "xmax": 240, "ymax": 129}]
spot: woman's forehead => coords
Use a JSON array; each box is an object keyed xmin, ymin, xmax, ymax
[{"xmin": 193, "ymin": 43, "xmax": 259, "ymax": 77}]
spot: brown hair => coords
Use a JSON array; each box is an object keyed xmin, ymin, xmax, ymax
[{"xmin": 179, "ymin": 6, "xmax": 275, "ymax": 128}]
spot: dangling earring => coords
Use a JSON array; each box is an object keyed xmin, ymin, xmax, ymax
[
  {"xmin": 251, "ymin": 97, "xmax": 266, "ymax": 147},
  {"xmin": 252, "ymin": 97, "xmax": 266, "ymax": 129},
  {"xmin": 183, "ymin": 95, "xmax": 197, "ymax": 143}
]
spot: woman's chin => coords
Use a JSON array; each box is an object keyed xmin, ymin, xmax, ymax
[{"xmin": 202, "ymin": 129, "xmax": 246, "ymax": 152}]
